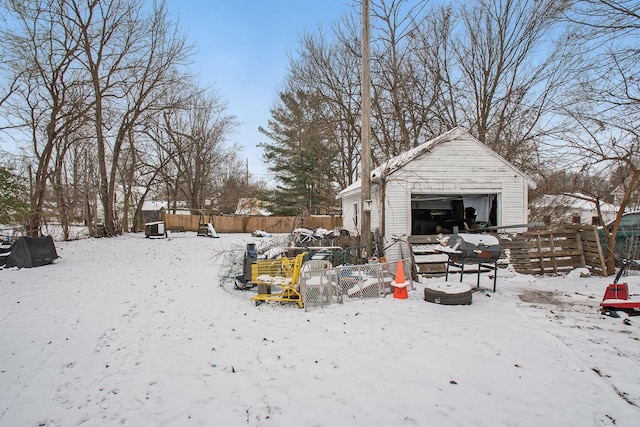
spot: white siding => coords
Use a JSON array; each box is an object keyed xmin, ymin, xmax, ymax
[
  {"xmin": 398, "ymin": 138, "xmax": 528, "ymax": 225},
  {"xmin": 381, "ymin": 179, "xmax": 411, "ymax": 262},
  {"xmin": 339, "ymin": 182, "xmax": 385, "ymax": 236},
  {"xmin": 370, "ymin": 184, "xmax": 383, "ymax": 232},
  {"xmin": 339, "ymin": 129, "xmax": 533, "ymax": 261},
  {"xmin": 382, "ymin": 179, "xmax": 411, "ymax": 239},
  {"xmin": 340, "ymin": 192, "xmax": 360, "ymax": 235}
]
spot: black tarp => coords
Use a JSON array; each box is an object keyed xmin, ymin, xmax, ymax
[{"xmin": 5, "ymin": 236, "xmax": 59, "ymax": 268}]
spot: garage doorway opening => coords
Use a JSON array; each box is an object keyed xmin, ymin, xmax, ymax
[{"xmin": 411, "ymin": 194, "xmax": 497, "ymax": 235}]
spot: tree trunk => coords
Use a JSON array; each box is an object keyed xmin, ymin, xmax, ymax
[
  {"xmin": 27, "ymin": 125, "xmax": 57, "ymax": 237},
  {"xmin": 53, "ymin": 157, "xmax": 70, "ymax": 241}
]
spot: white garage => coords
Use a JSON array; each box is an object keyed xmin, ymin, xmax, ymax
[{"xmin": 337, "ymin": 127, "xmax": 536, "ymax": 261}]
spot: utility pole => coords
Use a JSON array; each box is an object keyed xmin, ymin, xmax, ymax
[{"xmin": 360, "ymin": 0, "xmax": 372, "ymax": 257}]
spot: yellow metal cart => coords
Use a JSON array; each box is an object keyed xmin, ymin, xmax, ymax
[{"xmin": 251, "ymin": 252, "xmax": 308, "ymax": 308}]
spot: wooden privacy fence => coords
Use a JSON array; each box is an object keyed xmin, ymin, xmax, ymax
[
  {"xmin": 161, "ymin": 214, "xmax": 342, "ymax": 234},
  {"xmin": 502, "ymin": 224, "xmax": 606, "ymax": 276}
]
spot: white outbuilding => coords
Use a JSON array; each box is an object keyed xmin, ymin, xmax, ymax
[{"xmin": 337, "ymin": 127, "xmax": 536, "ymax": 261}]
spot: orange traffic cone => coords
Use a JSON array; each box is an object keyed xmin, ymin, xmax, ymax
[{"xmin": 393, "ymin": 260, "xmax": 408, "ymax": 299}]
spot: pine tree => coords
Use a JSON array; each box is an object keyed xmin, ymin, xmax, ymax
[
  {"xmin": 259, "ymin": 90, "xmax": 339, "ymax": 215},
  {"xmin": 0, "ymin": 168, "xmax": 29, "ymax": 225}
]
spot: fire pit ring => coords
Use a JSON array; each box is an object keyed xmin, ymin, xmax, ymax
[{"xmin": 424, "ymin": 282, "xmax": 472, "ymax": 305}]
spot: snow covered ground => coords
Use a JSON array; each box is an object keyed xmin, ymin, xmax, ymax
[{"xmin": 1, "ymin": 232, "xmax": 639, "ymax": 426}]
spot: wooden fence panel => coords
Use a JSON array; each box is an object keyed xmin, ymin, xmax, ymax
[
  {"xmin": 160, "ymin": 214, "xmax": 341, "ymax": 234},
  {"xmin": 574, "ymin": 224, "xmax": 607, "ymax": 276},
  {"xmin": 163, "ymin": 214, "xmax": 199, "ymax": 232},
  {"xmin": 212, "ymin": 216, "xmax": 242, "ymax": 233},
  {"xmin": 253, "ymin": 216, "xmax": 296, "ymax": 234},
  {"xmin": 300, "ymin": 216, "xmax": 342, "ymax": 230},
  {"xmin": 504, "ymin": 225, "xmax": 607, "ymax": 276}
]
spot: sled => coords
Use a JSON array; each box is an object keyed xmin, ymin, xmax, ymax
[{"xmin": 600, "ymin": 257, "xmax": 640, "ymax": 316}]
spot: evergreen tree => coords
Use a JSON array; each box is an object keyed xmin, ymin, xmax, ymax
[
  {"xmin": 259, "ymin": 90, "xmax": 339, "ymax": 215},
  {"xmin": 0, "ymin": 167, "xmax": 29, "ymax": 224}
]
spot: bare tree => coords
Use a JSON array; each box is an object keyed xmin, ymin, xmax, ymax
[
  {"xmin": 121, "ymin": 126, "xmax": 176, "ymax": 232},
  {"xmin": 453, "ymin": 0, "xmax": 568, "ymax": 173},
  {"xmin": 403, "ymin": 5, "xmax": 458, "ymax": 140},
  {"xmin": 289, "ymin": 22, "xmax": 363, "ymax": 188},
  {"xmin": 554, "ymin": 0, "xmax": 640, "ymax": 273},
  {"xmin": 65, "ymin": 125, "xmax": 101, "ymax": 235},
  {"xmin": 369, "ymin": 0, "xmax": 429, "ymax": 155},
  {"xmin": 214, "ymin": 157, "xmax": 266, "ymax": 215},
  {"xmin": 271, "ymin": 0, "xmax": 569, "ymax": 193},
  {"xmin": 0, "ymin": 0, "xmax": 92, "ymax": 236},
  {"xmin": 138, "ymin": 107, "xmax": 182, "ymax": 213},
  {"xmin": 71, "ymin": 0, "xmax": 192, "ymax": 236},
  {"xmin": 50, "ymin": 125, "xmax": 86, "ymax": 240},
  {"xmin": 156, "ymin": 87, "xmax": 238, "ymax": 211}
]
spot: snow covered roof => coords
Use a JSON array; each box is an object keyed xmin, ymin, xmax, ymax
[
  {"xmin": 532, "ymin": 193, "xmax": 618, "ymax": 213},
  {"xmin": 337, "ymin": 127, "xmax": 536, "ymax": 198},
  {"xmin": 141, "ymin": 200, "xmax": 168, "ymax": 211},
  {"xmin": 337, "ymin": 179, "xmax": 361, "ymax": 198}
]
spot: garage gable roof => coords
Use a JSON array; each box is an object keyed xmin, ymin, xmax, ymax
[{"xmin": 337, "ymin": 127, "xmax": 536, "ymax": 199}]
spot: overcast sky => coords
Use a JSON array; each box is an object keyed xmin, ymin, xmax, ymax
[{"xmin": 165, "ymin": 1, "xmax": 357, "ymax": 183}]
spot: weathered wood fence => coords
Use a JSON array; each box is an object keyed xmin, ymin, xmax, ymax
[
  {"xmin": 410, "ymin": 224, "xmax": 608, "ymax": 277},
  {"xmin": 161, "ymin": 214, "xmax": 342, "ymax": 234},
  {"xmin": 502, "ymin": 224, "xmax": 607, "ymax": 276}
]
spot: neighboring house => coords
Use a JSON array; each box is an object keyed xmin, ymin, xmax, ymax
[
  {"xmin": 235, "ymin": 198, "xmax": 273, "ymax": 216},
  {"xmin": 530, "ymin": 193, "xmax": 618, "ymax": 226},
  {"xmin": 141, "ymin": 200, "xmax": 168, "ymax": 224},
  {"xmin": 94, "ymin": 185, "xmax": 146, "ymax": 228},
  {"xmin": 611, "ymin": 179, "xmax": 640, "ymax": 211},
  {"xmin": 336, "ymin": 127, "xmax": 536, "ymax": 261}
]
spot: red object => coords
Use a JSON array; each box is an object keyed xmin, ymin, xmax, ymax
[
  {"xmin": 600, "ymin": 283, "xmax": 640, "ymax": 311},
  {"xmin": 393, "ymin": 260, "xmax": 408, "ymax": 299},
  {"xmin": 602, "ymin": 283, "xmax": 630, "ymax": 301},
  {"xmin": 393, "ymin": 285, "xmax": 408, "ymax": 299}
]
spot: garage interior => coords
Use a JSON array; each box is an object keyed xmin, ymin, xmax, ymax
[{"xmin": 411, "ymin": 194, "xmax": 498, "ymax": 235}]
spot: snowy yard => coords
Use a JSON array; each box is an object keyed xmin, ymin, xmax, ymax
[{"xmin": 1, "ymin": 232, "xmax": 639, "ymax": 426}]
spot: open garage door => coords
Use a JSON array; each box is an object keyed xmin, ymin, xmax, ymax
[{"xmin": 411, "ymin": 194, "xmax": 497, "ymax": 235}]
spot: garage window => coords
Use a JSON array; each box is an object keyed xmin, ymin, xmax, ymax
[{"xmin": 353, "ymin": 202, "xmax": 359, "ymax": 228}]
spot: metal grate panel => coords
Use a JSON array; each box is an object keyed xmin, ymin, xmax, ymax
[{"xmin": 300, "ymin": 259, "xmax": 413, "ymax": 311}]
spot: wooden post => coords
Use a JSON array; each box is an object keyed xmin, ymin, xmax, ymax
[{"xmin": 361, "ymin": 0, "xmax": 372, "ymax": 257}]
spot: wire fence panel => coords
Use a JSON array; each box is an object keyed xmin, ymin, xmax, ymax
[
  {"xmin": 300, "ymin": 258, "xmax": 412, "ymax": 311},
  {"xmin": 614, "ymin": 236, "xmax": 640, "ymax": 276},
  {"xmin": 615, "ymin": 235, "xmax": 640, "ymax": 261}
]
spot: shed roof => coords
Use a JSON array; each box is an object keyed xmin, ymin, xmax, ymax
[{"xmin": 337, "ymin": 127, "xmax": 536, "ymax": 199}]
